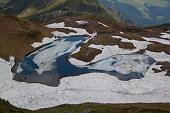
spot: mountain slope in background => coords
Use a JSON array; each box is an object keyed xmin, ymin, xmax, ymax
[
  {"xmin": 99, "ymin": 0, "xmax": 170, "ymax": 27},
  {"xmin": 0, "ymin": 0, "xmax": 115, "ymax": 22}
]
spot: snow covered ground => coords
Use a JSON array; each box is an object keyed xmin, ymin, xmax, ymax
[{"xmin": 0, "ymin": 58, "xmax": 170, "ymax": 110}]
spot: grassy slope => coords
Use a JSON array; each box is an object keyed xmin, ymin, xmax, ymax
[
  {"xmin": 1, "ymin": 99, "xmax": 170, "ymax": 113},
  {"xmin": 0, "ymin": 0, "xmax": 116, "ymax": 21},
  {"xmin": 0, "ymin": 15, "xmax": 54, "ymax": 62}
]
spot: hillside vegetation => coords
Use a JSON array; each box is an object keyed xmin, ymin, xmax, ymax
[{"xmin": 1, "ymin": 99, "xmax": 170, "ymax": 113}]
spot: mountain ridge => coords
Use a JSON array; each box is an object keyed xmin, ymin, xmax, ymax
[{"xmin": 0, "ymin": 0, "xmax": 116, "ymax": 22}]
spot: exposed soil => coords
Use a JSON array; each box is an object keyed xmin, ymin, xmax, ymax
[
  {"xmin": 120, "ymin": 32, "xmax": 145, "ymax": 41},
  {"xmin": 147, "ymin": 42, "xmax": 170, "ymax": 55},
  {"xmin": 53, "ymin": 28, "xmax": 77, "ymax": 34},
  {"xmin": 130, "ymin": 23, "xmax": 170, "ymax": 38},
  {"xmin": 71, "ymin": 47, "xmax": 102, "ymax": 62}
]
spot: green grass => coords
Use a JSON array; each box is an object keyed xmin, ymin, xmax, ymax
[{"xmin": 1, "ymin": 99, "xmax": 170, "ymax": 113}]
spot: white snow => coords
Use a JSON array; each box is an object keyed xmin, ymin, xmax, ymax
[
  {"xmin": 1, "ymin": 58, "xmax": 170, "ymax": 110},
  {"xmin": 69, "ymin": 58, "xmax": 89, "ymax": 66},
  {"xmin": 120, "ymin": 31, "xmax": 124, "ymax": 34},
  {"xmin": 46, "ymin": 22, "xmax": 65, "ymax": 28},
  {"xmin": 52, "ymin": 27, "xmax": 96, "ymax": 37},
  {"xmin": 160, "ymin": 32, "xmax": 170, "ymax": 40},
  {"xmin": 143, "ymin": 37, "xmax": 170, "ymax": 45},
  {"xmin": 31, "ymin": 37, "xmax": 57, "ymax": 48},
  {"xmin": 98, "ymin": 22, "xmax": 108, "ymax": 27},
  {"xmin": 9, "ymin": 56, "xmax": 15, "ymax": 67},
  {"xmin": 47, "ymin": 22, "xmax": 97, "ymax": 37},
  {"xmin": 76, "ymin": 20, "xmax": 88, "ymax": 25},
  {"xmin": 112, "ymin": 35, "xmax": 151, "ymax": 50},
  {"xmin": 145, "ymin": 51, "xmax": 170, "ymax": 62}
]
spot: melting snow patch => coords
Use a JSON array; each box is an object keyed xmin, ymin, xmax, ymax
[
  {"xmin": 31, "ymin": 37, "xmax": 57, "ymax": 48},
  {"xmin": 160, "ymin": 32, "xmax": 170, "ymax": 40},
  {"xmin": 98, "ymin": 22, "xmax": 108, "ymax": 27},
  {"xmin": 145, "ymin": 51, "xmax": 170, "ymax": 62},
  {"xmin": 47, "ymin": 22, "xmax": 97, "ymax": 37},
  {"xmin": 46, "ymin": 22, "xmax": 65, "ymax": 28},
  {"xmin": 120, "ymin": 31, "xmax": 124, "ymax": 34},
  {"xmin": 143, "ymin": 37, "xmax": 170, "ymax": 45},
  {"xmin": 76, "ymin": 20, "xmax": 88, "ymax": 25},
  {"xmin": 112, "ymin": 35, "xmax": 151, "ymax": 50},
  {"xmin": 88, "ymin": 44, "xmax": 137, "ymax": 63}
]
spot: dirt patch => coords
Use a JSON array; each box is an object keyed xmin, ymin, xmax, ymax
[
  {"xmin": 0, "ymin": 15, "xmax": 55, "ymax": 62},
  {"xmin": 120, "ymin": 32, "xmax": 145, "ymax": 41},
  {"xmin": 147, "ymin": 42, "xmax": 170, "ymax": 55},
  {"xmin": 71, "ymin": 47, "xmax": 102, "ymax": 62},
  {"xmin": 153, "ymin": 62, "xmax": 170, "ymax": 76}
]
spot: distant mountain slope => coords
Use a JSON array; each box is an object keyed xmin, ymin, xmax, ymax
[
  {"xmin": 0, "ymin": 0, "xmax": 64, "ymax": 17},
  {"xmin": 0, "ymin": 0, "xmax": 115, "ymax": 22},
  {"xmin": 99, "ymin": 0, "xmax": 170, "ymax": 27}
]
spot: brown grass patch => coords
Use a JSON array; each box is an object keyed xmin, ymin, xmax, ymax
[
  {"xmin": 0, "ymin": 15, "xmax": 54, "ymax": 62},
  {"xmin": 54, "ymin": 28, "xmax": 77, "ymax": 34},
  {"xmin": 91, "ymin": 34, "xmax": 136, "ymax": 49},
  {"xmin": 147, "ymin": 42, "xmax": 170, "ymax": 55},
  {"xmin": 120, "ymin": 32, "xmax": 145, "ymax": 41},
  {"xmin": 71, "ymin": 47, "xmax": 102, "ymax": 62}
]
